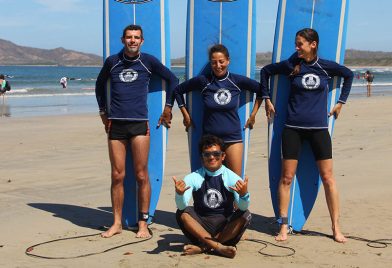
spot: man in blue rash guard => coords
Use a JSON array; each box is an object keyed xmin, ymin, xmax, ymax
[
  {"xmin": 261, "ymin": 28, "xmax": 353, "ymax": 243},
  {"xmin": 95, "ymin": 24, "xmax": 178, "ymax": 239},
  {"xmin": 173, "ymin": 135, "xmax": 251, "ymax": 258}
]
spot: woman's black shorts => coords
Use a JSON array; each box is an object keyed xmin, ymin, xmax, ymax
[{"xmin": 282, "ymin": 127, "xmax": 332, "ymax": 161}]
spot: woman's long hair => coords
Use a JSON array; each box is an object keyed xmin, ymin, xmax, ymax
[{"xmin": 291, "ymin": 28, "xmax": 319, "ymax": 76}]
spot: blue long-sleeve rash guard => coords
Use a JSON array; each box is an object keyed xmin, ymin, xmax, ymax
[
  {"xmin": 174, "ymin": 72, "xmax": 261, "ymax": 142},
  {"xmin": 175, "ymin": 165, "xmax": 250, "ymax": 217},
  {"xmin": 260, "ymin": 56, "xmax": 353, "ymax": 129},
  {"xmin": 95, "ymin": 50, "xmax": 178, "ymax": 120}
]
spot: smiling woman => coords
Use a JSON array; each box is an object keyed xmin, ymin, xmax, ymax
[{"xmin": 174, "ymin": 43, "xmax": 262, "ymax": 177}]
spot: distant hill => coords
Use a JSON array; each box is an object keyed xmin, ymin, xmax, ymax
[
  {"xmin": 173, "ymin": 49, "xmax": 392, "ymax": 67},
  {"xmin": 0, "ymin": 39, "xmax": 102, "ymax": 66},
  {"xmin": 1, "ymin": 38, "xmax": 392, "ymax": 67}
]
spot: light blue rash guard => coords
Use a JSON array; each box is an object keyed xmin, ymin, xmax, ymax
[
  {"xmin": 95, "ymin": 50, "xmax": 178, "ymax": 120},
  {"xmin": 175, "ymin": 165, "xmax": 250, "ymax": 217},
  {"xmin": 260, "ymin": 55, "xmax": 353, "ymax": 129}
]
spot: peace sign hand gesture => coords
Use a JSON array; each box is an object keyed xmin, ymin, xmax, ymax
[
  {"xmin": 229, "ymin": 176, "xmax": 249, "ymax": 197},
  {"xmin": 172, "ymin": 176, "xmax": 190, "ymax": 195}
]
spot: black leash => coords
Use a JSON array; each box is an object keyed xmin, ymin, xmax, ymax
[
  {"xmin": 245, "ymin": 230, "xmax": 391, "ymax": 258},
  {"xmin": 25, "ymin": 229, "xmax": 153, "ymax": 259},
  {"xmin": 244, "ymin": 238, "xmax": 296, "ymax": 257},
  {"xmin": 297, "ymin": 230, "xmax": 392, "ymax": 248}
]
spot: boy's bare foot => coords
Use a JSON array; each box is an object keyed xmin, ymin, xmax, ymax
[
  {"xmin": 214, "ymin": 244, "xmax": 237, "ymax": 258},
  {"xmin": 101, "ymin": 224, "xmax": 122, "ymax": 238},
  {"xmin": 136, "ymin": 221, "xmax": 151, "ymax": 238},
  {"xmin": 182, "ymin": 244, "xmax": 204, "ymax": 255},
  {"xmin": 275, "ymin": 224, "xmax": 288, "ymax": 242}
]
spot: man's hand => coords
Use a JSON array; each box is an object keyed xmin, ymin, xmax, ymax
[
  {"xmin": 229, "ymin": 176, "xmax": 249, "ymax": 197},
  {"xmin": 100, "ymin": 114, "xmax": 110, "ymax": 133},
  {"xmin": 172, "ymin": 176, "xmax": 190, "ymax": 195},
  {"xmin": 158, "ymin": 106, "xmax": 172, "ymax": 128}
]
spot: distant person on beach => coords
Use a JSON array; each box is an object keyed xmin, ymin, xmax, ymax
[
  {"xmin": 364, "ymin": 70, "xmax": 374, "ymax": 97},
  {"xmin": 60, "ymin": 77, "xmax": 68, "ymax": 88},
  {"xmin": 174, "ymin": 44, "xmax": 263, "ymax": 176},
  {"xmin": 260, "ymin": 28, "xmax": 353, "ymax": 243},
  {"xmin": 0, "ymin": 74, "xmax": 11, "ymax": 95},
  {"xmin": 173, "ymin": 135, "xmax": 251, "ymax": 258},
  {"xmin": 95, "ymin": 24, "xmax": 178, "ymax": 238}
]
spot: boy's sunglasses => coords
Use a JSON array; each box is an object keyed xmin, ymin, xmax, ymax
[{"xmin": 202, "ymin": 151, "xmax": 223, "ymax": 158}]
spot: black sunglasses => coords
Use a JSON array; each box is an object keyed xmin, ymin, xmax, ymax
[{"xmin": 202, "ymin": 151, "xmax": 223, "ymax": 158}]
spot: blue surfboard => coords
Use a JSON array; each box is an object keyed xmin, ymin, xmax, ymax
[
  {"xmin": 185, "ymin": 0, "xmax": 256, "ymax": 175},
  {"xmin": 268, "ymin": 0, "xmax": 350, "ymax": 232},
  {"xmin": 103, "ymin": 0, "xmax": 170, "ymax": 228}
]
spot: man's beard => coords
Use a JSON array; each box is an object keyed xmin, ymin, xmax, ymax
[{"xmin": 126, "ymin": 46, "xmax": 138, "ymax": 54}]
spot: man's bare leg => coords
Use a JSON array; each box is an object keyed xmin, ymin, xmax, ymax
[
  {"xmin": 102, "ymin": 139, "xmax": 127, "ymax": 238},
  {"xmin": 275, "ymin": 159, "xmax": 298, "ymax": 242},
  {"xmin": 131, "ymin": 135, "xmax": 151, "ymax": 238},
  {"xmin": 180, "ymin": 213, "xmax": 236, "ymax": 258}
]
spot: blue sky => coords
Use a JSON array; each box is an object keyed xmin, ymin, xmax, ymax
[{"xmin": 0, "ymin": 0, "xmax": 391, "ymax": 58}]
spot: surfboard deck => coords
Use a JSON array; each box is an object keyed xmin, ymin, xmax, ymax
[
  {"xmin": 268, "ymin": 0, "xmax": 350, "ymax": 232},
  {"xmin": 185, "ymin": 0, "xmax": 256, "ymax": 175},
  {"xmin": 103, "ymin": 0, "xmax": 170, "ymax": 228}
]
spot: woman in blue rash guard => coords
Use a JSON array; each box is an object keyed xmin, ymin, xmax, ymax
[
  {"xmin": 174, "ymin": 44, "xmax": 263, "ymax": 176},
  {"xmin": 260, "ymin": 28, "xmax": 353, "ymax": 243}
]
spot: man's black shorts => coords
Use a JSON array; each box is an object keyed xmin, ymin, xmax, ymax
[
  {"xmin": 282, "ymin": 127, "xmax": 332, "ymax": 161},
  {"xmin": 108, "ymin": 120, "xmax": 149, "ymax": 140}
]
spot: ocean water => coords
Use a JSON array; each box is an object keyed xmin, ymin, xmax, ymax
[{"xmin": 0, "ymin": 65, "xmax": 391, "ymax": 117}]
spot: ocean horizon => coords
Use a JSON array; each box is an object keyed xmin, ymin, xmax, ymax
[{"xmin": 1, "ymin": 65, "xmax": 391, "ymax": 118}]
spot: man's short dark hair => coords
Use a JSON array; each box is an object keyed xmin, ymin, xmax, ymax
[
  {"xmin": 199, "ymin": 135, "xmax": 225, "ymax": 155},
  {"xmin": 0, "ymin": 74, "xmax": 4, "ymax": 79},
  {"xmin": 122, "ymin": 24, "xmax": 143, "ymax": 39}
]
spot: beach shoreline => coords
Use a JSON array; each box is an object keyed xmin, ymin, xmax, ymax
[{"xmin": 0, "ymin": 95, "xmax": 391, "ymax": 267}]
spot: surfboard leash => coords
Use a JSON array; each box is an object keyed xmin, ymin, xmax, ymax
[
  {"xmin": 244, "ymin": 238, "xmax": 296, "ymax": 257},
  {"xmin": 297, "ymin": 230, "xmax": 392, "ymax": 248},
  {"xmin": 25, "ymin": 228, "xmax": 153, "ymax": 259}
]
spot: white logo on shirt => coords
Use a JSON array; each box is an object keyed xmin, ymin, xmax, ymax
[
  {"xmin": 214, "ymin": 88, "xmax": 232, "ymax": 105},
  {"xmin": 301, "ymin": 73, "xmax": 320, "ymax": 90},
  {"xmin": 203, "ymin": 188, "xmax": 223, "ymax": 209},
  {"xmin": 120, "ymin": 69, "xmax": 138, "ymax": 82}
]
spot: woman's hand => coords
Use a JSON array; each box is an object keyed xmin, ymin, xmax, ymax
[
  {"xmin": 180, "ymin": 106, "xmax": 194, "ymax": 132},
  {"xmin": 244, "ymin": 115, "xmax": 256, "ymax": 129},
  {"xmin": 265, "ymin": 99, "xmax": 276, "ymax": 119},
  {"xmin": 329, "ymin": 102, "xmax": 343, "ymax": 119}
]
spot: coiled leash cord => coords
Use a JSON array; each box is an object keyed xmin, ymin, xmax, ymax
[
  {"xmin": 25, "ymin": 229, "xmax": 153, "ymax": 259},
  {"xmin": 297, "ymin": 230, "xmax": 392, "ymax": 248},
  {"xmin": 244, "ymin": 231, "xmax": 391, "ymax": 258},
  {"xmin": 244, "ymin": 238, "xmax": 296, "ymax": 257}
]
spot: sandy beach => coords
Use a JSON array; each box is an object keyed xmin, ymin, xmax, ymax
[{"xmin": 1, "ymin": 95, "xmax": 391, "ymax": 267}]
